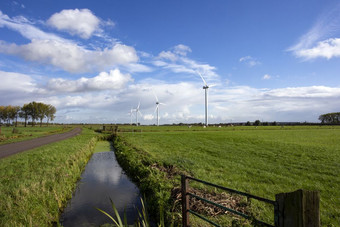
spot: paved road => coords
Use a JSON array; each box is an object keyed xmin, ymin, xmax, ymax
[{"xmin": 0, "ymin": 127, "xmax": 82, "ymax": 159}]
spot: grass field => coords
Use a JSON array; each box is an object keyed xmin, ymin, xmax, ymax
[
  {"xmin": 0, "ymin": 127, "xmax": 98, "ymax": 226},
  {"xmin": 0, "ymin": 125, "xmax": 73, "ymax": 145},
  {"xmin": 116, "ymin": 125, "xmax": 340, "ymax": 226}
]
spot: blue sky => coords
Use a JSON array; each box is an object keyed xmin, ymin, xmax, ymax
[{"xmin": 1, "ymin": 0, "xmax": 340, "ymax": 124}]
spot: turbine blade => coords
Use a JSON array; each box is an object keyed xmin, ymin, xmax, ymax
[
  {"xmin": 154, "ymin": 105, "xmax": 158, "ymax": 114},
  {"xmin": 159, "ymin": 102, "xmax": 166, "ymax": 105},
  {"xmin": 138, "ymin": 110, "xmax": 143, "ymax": 116},
  {"xmin": 197, "ymin": 71, "xmax": 208, "ymax": 86},
  {"xmin": 209, "ymin": 84, "xmax": 217, "ymax": 88},
  {"xmin": 152, "ymin": 89, "xmax": 159, "ymax": 102},
  {"xmin": 137, "ymin": 101, "xmax": 140, "ymax": 109}
]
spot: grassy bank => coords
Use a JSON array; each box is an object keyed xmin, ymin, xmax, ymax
[
  {"xmin": 0, "ymin": 127, "xmax": 97, "ymax": 226},
  {"xmin": 116, "ymin": 126, "xmax": 340, "ymax": 226},
  {"xmin": 113, "ymin": 136, "xmax": 177, "ymax": 225},
  {"xmin": 0, "ymin": 125, "xmax": 73, "ymax": 145}
]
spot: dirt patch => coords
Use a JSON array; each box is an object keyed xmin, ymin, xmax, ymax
[
  {"xmin": 150, "ymin": 163, "xmax": 182, "ymax": 179},
  {"xmin": 171, "ymin": 186, "xmax": 250, "ymax": 217},
  {"xmin": 150, "ymin": 163, "xmax": 250, "ymax": 217}
]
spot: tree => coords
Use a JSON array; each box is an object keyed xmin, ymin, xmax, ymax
[
  {"xmin": 27, "ymin": 102, "xmax": 39, "ymax": 127},
  {"xmin": 45, "ymin": 104, "xmax": 56, "ymax": 126},
  {"xmin": 0, "ymin": 106, "xmax": 5, "ymax": 124},
  {"xmin": 37, "ymin": 102, "xmax": 48, "ymax": 127},
  {"xmin": 319, "ymin": 112, "xmax": 340, "ymax": 124},
  {"xmin": 20, "ymin": 104, "xmax": 31, "ymax": 127},
  {"xmin": 254, "ymin": 120, "xmax": 261, "ymax": 126},
  {"xmin": 2, "ymin": 106, "xmax": 10, "ymax": 124},
  {"xmin": 8, "ymin": 106, "xmax": 21, "ymax": 127}
]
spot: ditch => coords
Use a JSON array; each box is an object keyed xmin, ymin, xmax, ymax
[{"xmin": 60, "ymin": 141, "xmax": 142, "ymax": 226}]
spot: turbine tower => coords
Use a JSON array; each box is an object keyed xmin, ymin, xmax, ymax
[
  {"xmin": 197, "ymin": 72, "xmax": 213, "ymax": 127},
  {"xmin": 153, "ymin": 91, "xmax": 165, "ymax": 126},
  {"xmin": 134, "ymin": 102, "xmax": 142, "ymax": 126},
  {"xmin": 128, "ymin": 108, "xmax": 134, "ymax": 125}
]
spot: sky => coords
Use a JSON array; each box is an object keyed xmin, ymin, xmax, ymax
[{"xmin": 1, "ymin": 0, "xmax": 340, "ymax": 124}]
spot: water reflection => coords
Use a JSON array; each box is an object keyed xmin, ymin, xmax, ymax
[{"xmin": 60, "ymin": 151, "xmax": 141, "ymax": 226}]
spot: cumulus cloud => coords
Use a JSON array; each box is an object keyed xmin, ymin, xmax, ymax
[
  {"xmin": 47, "ymin": 9, "xmax": 101, "ymax": 39},
  {"xmin": 47, "ymin": 69, "xmax": 133, "ymax": 92},
  {"xmin": 239, "ymin": 56, "xmax": 261, "ymax": 67},
  {"xmin": 1, "ymin": 69, "xmax": 340, "ymax": 123},
  {"xmin": 262, "ymin": 74, "xmax": 271, "ymax": 80},
  {"xmin": 0, "ymin": 11, "xmax": 139, "ymax": 73},
  {"xmin": 143, "ymin": 114, "xmax": 154, "ymax": 120},
  {"xmin": 0, "ymin": 40, "xmax": 138, "ymax": 73},
  {"xmin": 293, "ymin": 38, "xmax": 340, "ymax": 60},
  {"xmin": 0, "ymin": 70, "xmax": 37, "ymax": 92}
]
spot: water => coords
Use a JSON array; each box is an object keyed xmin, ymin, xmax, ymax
[{"xmin": 60, "ymin": 150, "xmax": 141, "ymax": 226}]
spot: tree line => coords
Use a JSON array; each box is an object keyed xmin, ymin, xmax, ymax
[
  {"xmin": 0, "ymin": 102, "xmax": 56, "ymax": 127},
  {"xmin": 318, "ymin": 112, "xmax": 340, "ymax": 124}
]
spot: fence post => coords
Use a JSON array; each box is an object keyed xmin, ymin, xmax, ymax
[
  {"xmin": 275, "ymin": 189, "xmax": 320, "ymax": 227},
  {"xmin": 181, "ymin": 175, "xmax": 190, "ymax": 227}
]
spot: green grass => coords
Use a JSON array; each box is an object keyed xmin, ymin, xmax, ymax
[
  {"xmin": 0, "ymin": 125, "xmax": 73, "ymax": 145},
  {"xmin": 116, "ymin": 125, "xmax": 340, "ymax": 226},
  {"xmin": 94, "ymin": 140, "xmax": 113, "ymax": 153},
  {"xmin": 0, "ymin": 127, "xmax": 98, "ymax": 227}
]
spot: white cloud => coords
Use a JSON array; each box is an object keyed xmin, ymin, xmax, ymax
[
  {"xmin": 154, "ymin": 44, "xmax": 219, "ymax": 82},
  {"xmin": 1, "ymin": 69, "xmax": 340, "ymax": 123},
  {"xmin": 0, "ymin": 11, "xmax": 66, "ymax": 42},
  {"xmin": 239, "ymin": 56, "xmax": 261, "ymax": 67},
  {"xmin": 47, "ymin": 9, "xmax": 101, "ymax": 39},
  {"xmin": 293, "ymin": 38, "xmax": 340, "ymax": 60},
  {"xmin": 173, "ymin": 44, "xmax": 192, "ymax": 56},
  {"xmin": 262, "ymin": 74, "xmax": 271, "ymax": 80},
  {"xmin": 143, "ymin": 114, "xmax": 154, "ymax": 120},
  {"xmin": 289, "ymin": 3, "xmax": 340, "ymax": 60},
  {"xmin": 0, "ymin": 70, "xmax": 36, "ymax": 92},
  {"xmin": 0, "ymin": 11, "xmax": 139, "ymax": 73},
  {"xmin": 0, "ymin": 40, "xmax": 138, "ymax": 73},
  {"xmin": 47, "ymin": 69, "xmax": 133, "ymax": 92}
]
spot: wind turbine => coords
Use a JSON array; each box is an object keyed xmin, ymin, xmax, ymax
[
  {"xmin": 134, "ymin": 102, "xmax": 142, "ymax": 126},
  {"xmin": 128, "ymin": 108, "xmax": 134, "ymax": 125},
  {"xmin": 153, "ymin": 91, "xmax": 165, "ymax": 126},
  {"xmin": 197, "ymin": 72, "xmax": 214, "ymax": 126}
]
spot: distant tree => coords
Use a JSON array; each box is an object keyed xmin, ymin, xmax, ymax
[
  {"xmin": 245, "ymin": 121, "xmax": 251, "ymax": 126},
  {"xmin": 27, "ymin": 102, "xmax": 39, "ymax": 126},
  {"xmin": 271, "ymin": 121, "xmax": 277, "ymax": 126},
  {"xmin": 45, "ymin": 104, "xmax": 56, "ymax": 126},
  {"xmin": 0, "ymin": 106, "xmax": 5, "ymax": 124},
  {"xmin": 8, "ymin": 106, "xmax": 21, "ymax": 127},
  {"xmin": 319, "ymin": 112, "xmax": 340, "ymax": 124},
  {"xmin": 20, "ymin": 104, "xmax": 31, "ymax": 127},
  {"xmin": 254, "ymin": 120, "xmax": 261, "ymax": 126},
  {"xmin": 2, "ymin": 106, "xmax": 10, "ymax": 124},
  {"xmin": 37, "ymin": 102, "xmax": 48, "ymax": 127}
]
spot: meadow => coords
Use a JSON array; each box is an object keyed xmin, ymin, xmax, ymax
[
  {"xmin": 115, "ymin": 125, "xmax": 340, "ymax": 226},
  {"xmin": 0, "ymin": 127, "xmax": 98, "ymax": 226},
  {"xmin": 0, "ymin": 125, "xmax": 73, "ymax": 145}
]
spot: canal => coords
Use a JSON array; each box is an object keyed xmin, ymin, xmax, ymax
[{"xmin": 60, "ymin": 141, "xmax": 141, "ymax": 226}]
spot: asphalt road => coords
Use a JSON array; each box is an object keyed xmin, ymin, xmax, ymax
[{"xmin": 0, "ymin": 127, "xmax": 82, "ymax": 159}]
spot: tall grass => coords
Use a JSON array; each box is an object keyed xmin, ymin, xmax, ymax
[
  {"xmin": 0, "ymin": 125, "xmax": 72, "ymax": 145},
  {"xmin": 0, "ymin": 127, "xmax": 97, "ymax": 226},
  {"xmin": 116, "ymin": 126, "xmax": 340, "ymax": 226}
]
